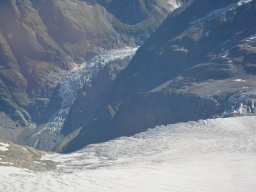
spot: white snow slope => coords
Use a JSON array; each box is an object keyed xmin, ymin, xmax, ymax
[{"xmin": 1, "ymin": 116, "xmax": 256, "ymax": 192}]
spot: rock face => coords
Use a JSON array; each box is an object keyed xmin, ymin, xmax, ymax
[
  {"xmin": 0, "ymin": 0, "xmax": 171, "ymax": 132},
  {"xmin": 58, "ymin": 0, "xmax": 256, "ymax": 152}
]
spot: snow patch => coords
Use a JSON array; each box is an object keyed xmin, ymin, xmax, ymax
[
  {"xmin": 250, "ymin": 35, "xmax": 256, "ymax": 40},
  {"xmin": 238, "ymin": 0, "xmax": 253, "ymax": 6},
  {"xmin": 166, "ymin": 0, "xmax": 180, "ymax": 10},
  {"xmin": 0, "ymin": 142, "xmax": 10, "ymax": 152},
  {"xmin": 234, "ymin": 79, "xmax": 246, "ymax": 82}
]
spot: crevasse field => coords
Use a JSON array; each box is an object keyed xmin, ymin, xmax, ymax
[{"xmin": 1, "ymin": 116, "xmax": 256, "ymax": 192}]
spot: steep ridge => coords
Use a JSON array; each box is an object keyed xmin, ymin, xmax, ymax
[
  {"xmin": 1, "ymin": 116, "xmax": 256, "ymax": 191},
  {"xmin": 91, "ymin": 0, "xmax": 182, "ymax": 24},
  {"xmin": 0, "ymin": 0, "xmax": 173, "ymax": 144},
  {"xmin": 60, "ymin": 0, "xmax": 256, "ymax": 152}
]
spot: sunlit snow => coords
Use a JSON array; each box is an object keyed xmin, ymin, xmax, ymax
[
  {"xmin": 237, "ymin": 0, "xmax": 253, "ymax": 6},
  {"xmin": 191, "ymin": 0, "xmax": 253, "ymax": 25},
  {"xmin": 1, "ymin": 116, "xmax": 256, "ymax": 192},
  {"xmin": 0, "ymin": 142, "xmax": 9, "ymax": 152},
  {"xmin": 234, "ymin": 79, "xmax": 246, "ymax": 82}
]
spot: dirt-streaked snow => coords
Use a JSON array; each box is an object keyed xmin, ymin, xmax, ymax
[{"xmin": 1, "ymin": 116, "xmax": 256, "ymax": 192}]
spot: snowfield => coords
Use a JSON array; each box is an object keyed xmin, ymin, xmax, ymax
[{"xmin": 1, "ymin": 116, "xmax": 256, "ymax": 192}]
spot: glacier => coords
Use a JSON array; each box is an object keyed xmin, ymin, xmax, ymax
[
  {"xmin": 29, "ymin": 47, "xmax": 138, "ymax": 150},
  {"xmin": 1, "ymin": 116, "xmax": 256, "ymax": 192},
  {"xmin": 36, "ymin": 47, "xmax": 138, "ymax": 135}
]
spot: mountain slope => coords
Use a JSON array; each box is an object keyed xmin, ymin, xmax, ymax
[
  {"xmin": 60, "ymin": 0, "xmax": 256, "ymax": 152},
  {"xmin": 0, "ymin": 0, "xmax": 172, "ymax": 141}
]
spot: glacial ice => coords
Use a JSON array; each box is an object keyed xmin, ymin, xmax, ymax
[
  {"xmin": 1, "ymin": 116, "xmax": 256, "ymax": 192},
  {"xmin": 31, "ymin": 47, "xmax": 138, "ymax": 142}
]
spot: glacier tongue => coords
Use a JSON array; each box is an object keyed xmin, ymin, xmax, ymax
[
  {"xmin": 30, "ymin": 47, "xmax": 138, "ymax": 150},
  {"xmin": 1, "ymin": 116, "xmax": 256, "ymax": 192}
]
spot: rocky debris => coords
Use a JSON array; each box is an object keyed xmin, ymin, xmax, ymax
[{"xmin": 0, "ymin": 140, "xmax": 56, "ymax": 171}]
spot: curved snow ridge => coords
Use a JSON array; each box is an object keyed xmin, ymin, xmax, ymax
[
  {"xmin": 33, "ymin": 47, "xmax": 138, "ymax": 136},
  {"xmin": 190, "ymin": 0, "xmax": 254, "ymax": 25},
  {"xmin": 2, "ymin": 116, "xmax": 256, "ymax": 192},
  {"xmin": 238, "ymin": 0, "xmax": 253, "ymax": 6}
]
